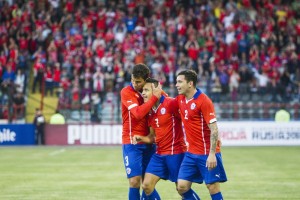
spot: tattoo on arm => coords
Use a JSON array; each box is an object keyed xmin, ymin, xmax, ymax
[{"xmin": 208, "ymin": 122, "xmax": 219, "ymax": 153}]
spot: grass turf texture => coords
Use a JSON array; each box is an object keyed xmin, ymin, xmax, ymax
[{"xmin": 0, "ymin": 146, "xmax": 299, "ymax": 200}]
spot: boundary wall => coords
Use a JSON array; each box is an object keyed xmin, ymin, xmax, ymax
[{"xmin": 1, "ymin": 122, "xmax": 299, "ymax": 146}]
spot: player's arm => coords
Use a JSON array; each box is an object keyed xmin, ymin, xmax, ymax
[
  {"xmin": 129, "ymin": 95, "xmax": 158, "ymax": 120},
  {"xmin": 200, "ymin": 96, "xmax": 219, "ymax": 170},
  {"xmin": 207, "ymin": 122, "xmax": 219, "ymax": 170},
  {"xmin": 121, "ymin": 85, "xmax": 161, "ymax": 120},
  {"xmin": 133, "ymin": 127, "xmax": 155, "ymax": 144}
]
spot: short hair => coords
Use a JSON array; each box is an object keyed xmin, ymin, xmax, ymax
[
  {"xmin": 145, "ymin": 78, "xmax": 159, "ymax": 87},
  {"xmin": 177, "ymin": 70, "xmax": 198, "ymax": 87},
  {"xmin": 132, "ymin": 63, "xmax": 150, "ymax": 80}
]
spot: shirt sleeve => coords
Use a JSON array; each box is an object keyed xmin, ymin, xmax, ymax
[
  {"xmin": 200, "ymin": 96, "xmax": 217, "ymax": 124},
  {"xmin": 121, "ymin": 89, "xmax": 158, "ymax": 120}
]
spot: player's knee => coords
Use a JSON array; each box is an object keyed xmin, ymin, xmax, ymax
[
  {"xmin": 206, "ymin": 183, "xmax": 220, "ymax": 194},
  {"xmin": 177, "ymin": 183, "xmax": 189, "ymax": 195},
  {"xmin": 129, "ymin": 177, "xmax": 141, "ymax": 188},
  {"xmin": 142, "ymin": 182, "xmax": 153, "ymax": 194}
]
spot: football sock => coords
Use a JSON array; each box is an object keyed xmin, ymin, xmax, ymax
[
  {"xmin": 182, "ymin": 189, "xmax": 201, "ymax": 200},
  {"xmin": 141, "ymin": 190, "xmax": 147, "ymax": 200},
  {"xmin": 129, "ymin": 187, "xmax": 140, "ymax": 200},
  {"xmin": 147, "ymin": 188, "xmax": 161, "ymax": 200},
  {"xmin": 211, "ymin": 192, "xmax": 223, "ymax": 200}
]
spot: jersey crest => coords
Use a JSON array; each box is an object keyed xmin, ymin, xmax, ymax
[
  {"xmin": 191, "ymin": 103, "xmax": 196, "ymax": 110},
  {"xmin": 160, "ymin": 107, "xmax": 166, "ymax": 114}
]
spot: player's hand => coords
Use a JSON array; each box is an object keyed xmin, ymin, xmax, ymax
[
  {"xmin": 206, "ymin": 153, "xmax": 217, "ymax": 170},
  {"xmin": 132, "ymin": 135, "xmax": 141, "ymax": 145},
  {"xmin": 152, "ymin": 83, "xmax": 162, "ymax": 99}
]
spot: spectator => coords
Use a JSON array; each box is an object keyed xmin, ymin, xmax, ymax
[
  {"xmin": 52, "ymin": 62, "xmax": 61, "ymax": 93},
  {"xmin": 1, "ymin": 0, "xmax": 300, "ymax": 123},
  {"xmin": 92, "ymin": 66, "xmax": 105, "ymax": 103},
  {"xmin": 275, "ymin": 105, "xmax": 291, "ymax": 122},
  {"xmin": 210, "ymin": 77, "xmax": 222, "ymax": 103},
  {"xmin": 32, "ymin": 58, "xmax": 45, "ymax": 93},
  {"xmin": 14, "ymin": 68, "xmax": 25, "ymax": 94},
  {"xmin": 33, "ymin": 108, "xmax": 46, "ymax": 145},
  {"xmin": 49, "ymin": 109, "xmax": 65, "ymax": 124},
  {"xmin": 44, "ymin": 66, "xmax": 54, "ymax": 96},
  {"xmin": 2, "ymin": 65, "xmax": 15, "ymax": 83},
  {"xmin": 12, "ymin": 92, "xmax": 25, "ymax": 119},
  {"xmin": 0, "ymin": 105, "xmax": 9, "ymax": 120},
  {"xmin": 229, "ymin": 68, "xmax": 240, "ymax": 101}
]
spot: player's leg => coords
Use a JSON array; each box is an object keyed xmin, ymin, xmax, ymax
[
  {"xmin": 142, "ymin": 173, "xmax": 161, "ymax": 200},
  {"xmin": 197, "ymin": 153, "xmax": 227, "ymax": 200},
  {"xmin": 206, "ymin": 182, "xmax": 223, "ymax": 200},
  {"xmin": 177, "ymin": 179, "xmax": 200, "ymax": 200},
  {"xmin": 142, "ymin": 144, "xmax": 156, "ymax": 176},
  {"xmin": 128, "ymin": 176, "xmax": 142, "ymax": 200},
  {"xmin": 140, "ymin": 144, "xmax": 156, "ymax": 199},
  {"xmin": 166, "ymin": 153, "xmax": 185, "ymax": 194},
  {"xmin": 142, "ymin": 154, "xmax": 165, "ymax": 199},
  {"xmin": 142, "ymin": 173, "xmax": 160, "ymax": 194},
  {"xmin": 177, "ymin": 153, "xmax": 201, "ymax": 200},
  {"xmin": 122, "ymin": 144, "xmax": 144, "ymax": 200}
]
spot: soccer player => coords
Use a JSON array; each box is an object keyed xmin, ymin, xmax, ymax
[
  {"xmin": 133, "ymin": 78, "xmax": 195, "ymax": 200},
  {"xmin": 175, "ymin": 70, "xmax": 227, "ymax": 200},
  {"xmin": 121, "ymin": 63, "xmax": 162, "ymax": 200}
]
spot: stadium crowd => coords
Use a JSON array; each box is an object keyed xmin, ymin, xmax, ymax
[{"xmin": 0, "ymin": 0, "xmax": 300, "ymax": 121}]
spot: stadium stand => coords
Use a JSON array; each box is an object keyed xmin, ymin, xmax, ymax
[{"xmin": 0, "ymin": 0, "xmax": 299, "ymax": 123}]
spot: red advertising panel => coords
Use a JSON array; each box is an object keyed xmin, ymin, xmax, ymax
[{"xmin": 45, "ymin": 125, "xmax": 68, "ymax": 145}]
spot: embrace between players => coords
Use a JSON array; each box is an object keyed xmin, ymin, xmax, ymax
[{"xmin": 121, "ymin": 63, "xmax": 227, "ymax": 200}]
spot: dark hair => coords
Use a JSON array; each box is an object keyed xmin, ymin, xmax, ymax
[
  {"xmin": 177, "ymin": 70, "xmax": 198, "ymax": 87},
  {"xmin": 145, "ymin": 78, "xmax": 159, "ymax": 87},
  {"xmin": 132, "ymin": 63, "xmax": 150, "ymax": 80}
]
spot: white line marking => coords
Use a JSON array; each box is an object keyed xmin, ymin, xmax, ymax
[{"xmin": 49, "ymin": 148, "xmax": 65, "ymax": 156}]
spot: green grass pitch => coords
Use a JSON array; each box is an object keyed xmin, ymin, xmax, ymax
[{"xmin": 0, "ymin": 146, "xmax": 299, "ymax": 199}]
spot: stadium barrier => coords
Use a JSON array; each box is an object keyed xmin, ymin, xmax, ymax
[
  {"xmin": 1, "ymin": 123, "xmax": 299, "ymax": 146},
  {"xmin": 44, "ymin": 122, "xmax": 300, "ymax": 146},
  {"xmin": 0, "ymin": 124, "xmax": 35, "ymax": 145}
]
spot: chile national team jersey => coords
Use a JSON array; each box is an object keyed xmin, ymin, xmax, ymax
[
  {"xmin": 176, "ymin": 88, "xmax": 221, "ymax": 155},
  {"xmin": 121, "ymin": 84, "xmax": 158, "ymax": 144},
  {"xmin": 148, "ymin": 96, "xmax": 186, "ymax": 155}
]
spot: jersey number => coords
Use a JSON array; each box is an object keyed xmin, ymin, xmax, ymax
[
  {"xmin": 124, "ymin": 156, "xmax": 129, "ymax": 166},
  {"xmin": 184, "ymin": 110, "xmax": 188, "ymax": 119}
]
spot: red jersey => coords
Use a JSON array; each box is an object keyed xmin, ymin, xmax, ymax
[
  {"xmin": 176, "ymin": 89, "xmax": 221, "ymax": 155},
  {"xmin": 121, "ymin": 84, "xmax": 158, "ymax": 144},
  {"xmin": 148, "ymin": 96, "xmax": 186, "ymax": 155}
]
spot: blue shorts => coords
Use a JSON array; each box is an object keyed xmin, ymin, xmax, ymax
[
  {"xmin": 178, "ymin": 152, "xmax": 227, "ymax": 184},
  {"xmin": 122, "ymin": 144, "xmax": 156, "ymax": 178},
  {"xmin": 146, "ymin": 153, "xmax": 184, "ymax": 182}
]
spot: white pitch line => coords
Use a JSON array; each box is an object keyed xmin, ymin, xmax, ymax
[{"xmin": 49, "ymin": 148, "xmax": 66, "ymax": 156}]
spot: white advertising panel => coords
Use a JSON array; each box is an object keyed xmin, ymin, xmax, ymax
[
  {"xmin": 218, "ymin": 122, "xmax": 300, "ymax": 146},
  {"xmin": 61, "ymin": 122, "xmax": 300, "ymax": 146}
]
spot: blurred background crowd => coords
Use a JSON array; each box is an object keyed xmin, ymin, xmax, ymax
[{"xmin": 0, "ymin": 0, "xmax": 299, "ymax": 122}]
